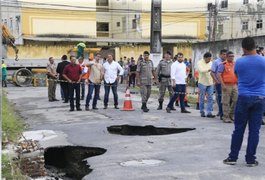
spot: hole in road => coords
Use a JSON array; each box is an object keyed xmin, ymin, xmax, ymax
[
  {"xmin": 107, "ymin": 125, "xmax": 195, "ymax": 136},
  {"xmin": 44, "ymin": 146, "xmax": 106, "ymax": 180}
]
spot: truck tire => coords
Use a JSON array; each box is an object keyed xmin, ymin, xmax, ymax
[{"xmin": 12, "ymin": 68, "xmax": 33, "ymax": 87}]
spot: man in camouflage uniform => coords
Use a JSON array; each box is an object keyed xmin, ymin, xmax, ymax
[
  {"xmin": 156, "ymin": 51, "xmax": 174, "ymax": 110},
  {"xmin": 136, "ymin": 51, "xmax": 157, "ymax": 112}
]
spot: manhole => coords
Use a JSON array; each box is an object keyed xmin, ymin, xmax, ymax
[
  {"xmin": 120, "ymin": 159, "xmax": 165, "ymax": 167},
  {"xmin": 44, "ymin": 146, "xmax": 106, "ymax": 180},
  {"xmin": 107, "ymin": 125, "xmax": 195, "ymax": 136}
]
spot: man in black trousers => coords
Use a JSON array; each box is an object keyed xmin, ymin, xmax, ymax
[
  {"xmin": 63, "ymin": 55, "xmax": 82, "ymax": 111},
  {"xmin": 56, "ymin": 55, "xmax": 70, "ymax": 103}
]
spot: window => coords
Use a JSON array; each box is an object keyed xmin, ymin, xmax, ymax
[
  {"xmin": 221, "ymin": 0, "xmax": 228, "ymax": 8},
  {"xmin": 10, "ymin": 18, "xmax": 13, "ymax": 33},
  {"xmin": 97, "ymin": 22, "xmax": 109, "ymax": 31},
  {"xmin": 15, "ymin": 16, "xmax": 20, "ymax": 35},
  {"xmin": 122, "ymin": 17, "xmax": 126, "ymax": 32},
  {"xmin": 243, "ymin": 0, "xmax": 249, "ymax": 4},
  {"xmin": 96, "ymin": 0, "xmax": 109, "ymax": 6},
  {"xmin": 242, "ymin": 21, "xmax": 248, "ymax": 30},
  {"xmin": 132, "ymin": 19, "xmax": 137, "ymax": 29},
  {"xmin": 257, "ymin": 20, "xmax": 263, "ymax": 29},
  {"xmin": 116, "ymin": 22, "xmax": 120, "ymax": 27},
  {"xmin": 218, "ymin": 24, "xmax": 223, "ymax": 33}
]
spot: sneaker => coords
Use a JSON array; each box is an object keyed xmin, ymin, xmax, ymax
[
  {"xmin": 207, "ymin": 114, "xmax": 216, "ymax": 118},
  {"xmin": 201, "ymin": 112, "xmax": 206, "ymax": 117},
  {"xmin": 181, "ymin": 110, "xmax": 191, "ymax": 113},
  {"xmin": 166, "ymin": 107, "xmax": 171, "ymax": 113},
  {"xmin": 223, "ymin": 158, "xmax": 237, "ymax": 165},
  {"xmin": 246, "ymin": 160, "xmax": 259, "ymax": 167}
]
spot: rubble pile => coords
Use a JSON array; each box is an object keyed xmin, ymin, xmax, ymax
[{"xmin": 16, "ymin": 139, "xmax": 47, "ymax": 178}]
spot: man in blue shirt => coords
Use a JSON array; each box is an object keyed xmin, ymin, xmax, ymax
[
  {"xmin": 210, "ymin": 49, "xmax": 227, "ymax": 120},
  {"xmin": 223, "ymin": 37, "xmax": 265, "ymax": 167}
]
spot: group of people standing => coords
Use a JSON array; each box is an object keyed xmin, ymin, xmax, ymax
[
  {"xmin": 47, "ymin": 53, "xmax": 124, "ymax": 111},
  {"xmin": 44, "ymin": 36, "xmax": 265, "ymax": 167}
]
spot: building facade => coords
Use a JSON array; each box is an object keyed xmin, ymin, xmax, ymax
[{"xmin": 2, "ymin": 0, "xmax": 208, "ymax": 60}]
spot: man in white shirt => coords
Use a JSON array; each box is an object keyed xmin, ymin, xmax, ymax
[
  {"xmin": 166, "ymin": 53, "xmax": 190, "ymax": 113},
  {"xmin": 103, "ymin": 54, "xmax": 124, "ymax": 109}
]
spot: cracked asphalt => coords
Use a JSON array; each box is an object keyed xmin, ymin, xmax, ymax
[{"xmin": 5, "ymin": 84, "xmax": 265, "ymax": 180}]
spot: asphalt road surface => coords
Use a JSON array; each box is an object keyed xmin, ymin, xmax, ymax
[{"xmin": 5, "ymin": 84, "xmax": 265, "ymax": 180}]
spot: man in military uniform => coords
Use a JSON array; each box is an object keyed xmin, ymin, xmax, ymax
[
  {"xmin": 136, "ymin": 51, "xmax": 157, "ymax": 112},
  {"xmin": 156, "ymin": 51, "xmax": 174, "ymax": 110}
]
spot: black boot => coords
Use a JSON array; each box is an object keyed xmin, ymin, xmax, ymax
[
  {"xmin": 157, "ymin": 101, "xmax": 163, "ymax": 110},
  {"xmin": 185, "ymin": 101, "xmax": 190, "ymax": 107},
  {"xmin": 175, "ymin": 101, "xmax": 179, "ymax": 106},
  {"xmin": 142, "ymin": 103, "xmax": 149, "ymax": 112},
  {"xmin": 196, "ymin": 102, "xmax": 199, "ymax": 110}
]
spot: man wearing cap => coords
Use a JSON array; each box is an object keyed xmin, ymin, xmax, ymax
[
  {"xmin": 136, "ymin": 51, "xmax": 157, "ymax": 112},
  {"xmin": 156, "ymin": 51, "xmax": 174, "ymax": 110}
]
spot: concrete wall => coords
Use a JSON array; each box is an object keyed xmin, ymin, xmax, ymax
[
  {"xmin": 192, "ymin": 36, "xmax": 265, "ymax": 70},
  {"xmin": 21, "ymin": 8, "xmax": 96, "ymax": 38}
]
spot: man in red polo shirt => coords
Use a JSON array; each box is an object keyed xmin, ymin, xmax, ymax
[
  {"xmin": 63, "ymin": 55, "xmax": 82, "ymax": 111},
  {"xmin": 218, "ymin": 51, "xmax": 238, "ymax": 123}
]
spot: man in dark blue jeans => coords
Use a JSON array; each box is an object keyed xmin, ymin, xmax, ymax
[
  {"xmin": 211, "ymin": 49, "xmax": 227, "ymax": 120},
  {"xmin": 223, "ymin": 37, "xmax": 265, "ymax": 167},
  {"xmin": 103, "ymin": 54, "xmax": 124, "ymax": 109},
  {"xmin": 166, "ymin": 53, "xmax": 190, "ymax": 113}
]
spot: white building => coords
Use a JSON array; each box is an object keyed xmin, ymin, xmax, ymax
[{"xmin": 208, "ymin": 0, "xmax": 265, "ymax": 41}]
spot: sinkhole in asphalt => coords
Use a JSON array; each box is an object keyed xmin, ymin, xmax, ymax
[
  {"xmin": 107, "ymin": 125, "xmax": 195, "ymax": 136},
  {"xmin": 44, "ymin": 146, "xmax": 106, "ymax": 180}
]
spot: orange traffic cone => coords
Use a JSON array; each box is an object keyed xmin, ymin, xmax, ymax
[{"xmin": 122, "ymin": 88, "xmax": 134, "ymax": 111}]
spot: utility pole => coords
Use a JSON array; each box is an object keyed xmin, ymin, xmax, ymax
[
  {"xmin": 208, "ymin": 2, "xmax": 217, "ymax": 57},
  {"xmin": 208, "ymin": 3, "xmax": 213, "ymax": 42},
  {"xmin": 212, "ymin": 1, "xmax": 218, "ymax": 57},
  {"xmin": 150, "ymin": 0, "xmax": 162, "ymax": 67}
]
